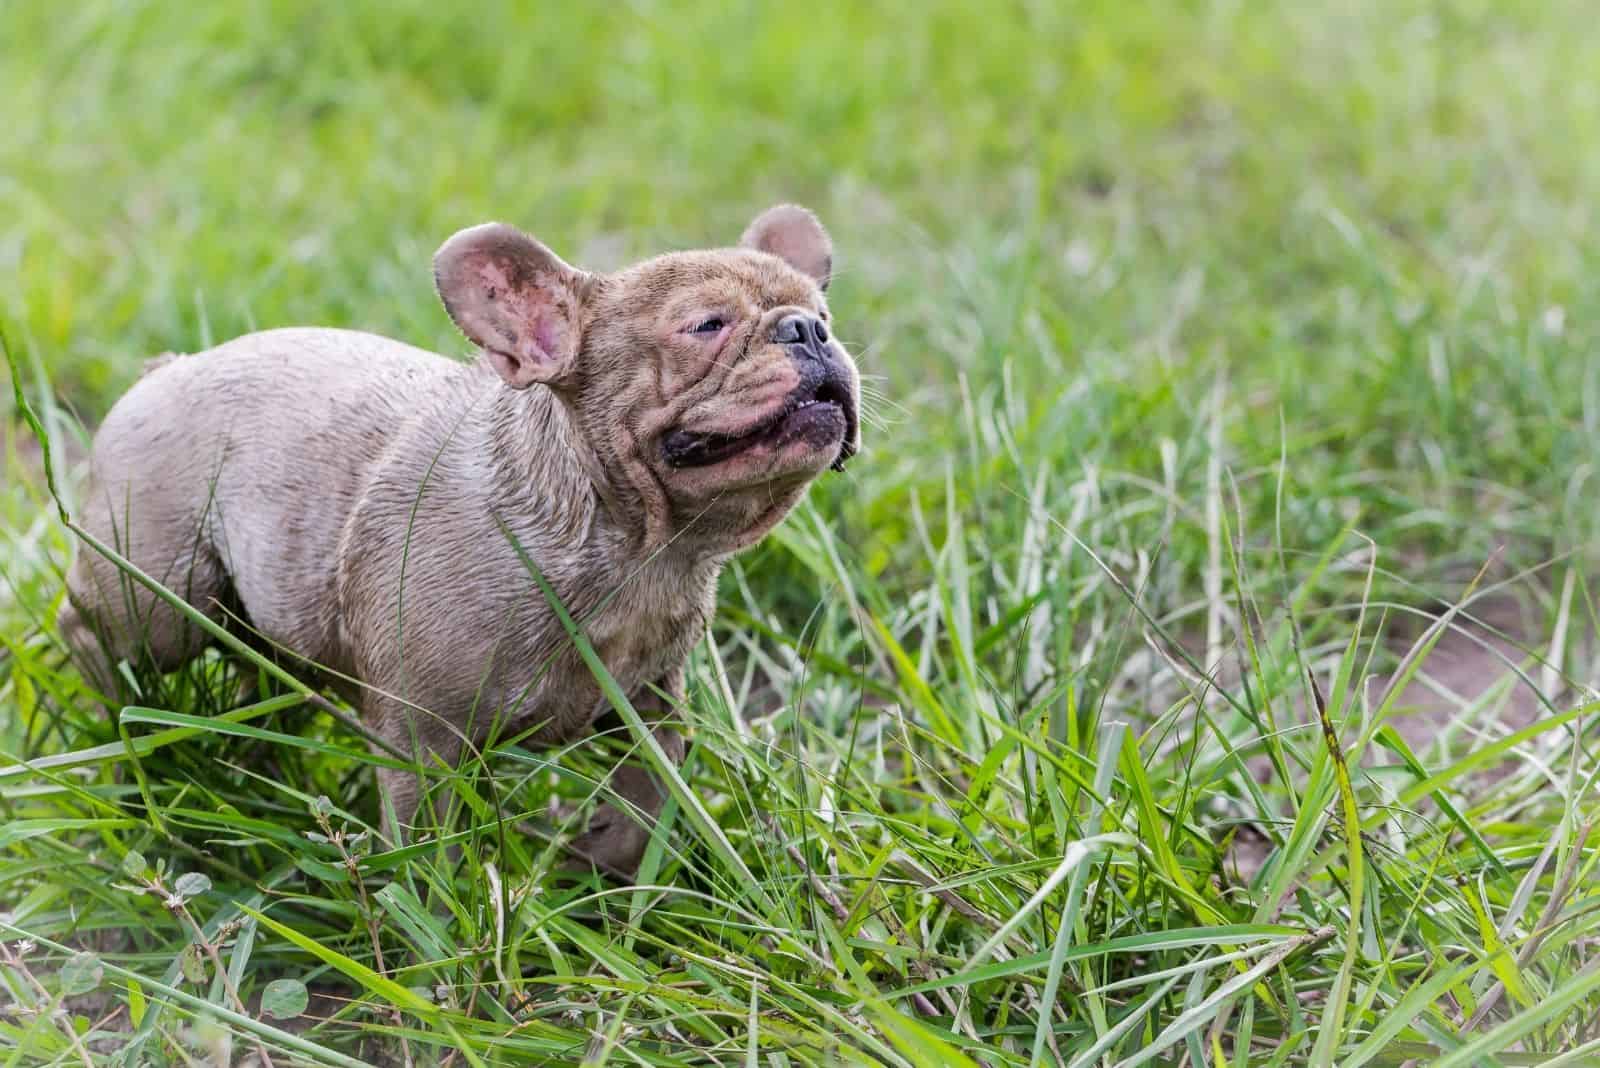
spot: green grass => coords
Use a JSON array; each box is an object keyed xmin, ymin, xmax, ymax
[{"xmin": 5, "ymin": 0, "xmax": 1600, "ymax": 1063}]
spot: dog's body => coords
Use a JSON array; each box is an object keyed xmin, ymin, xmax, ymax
[{"xmin": 59, "ymin": 206, "xmax": 858, "ymax": 875}]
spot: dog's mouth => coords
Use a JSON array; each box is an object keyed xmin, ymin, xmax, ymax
[{"xmin": 663, "ymin": 372, "xmax": 858, "ymax": 473}]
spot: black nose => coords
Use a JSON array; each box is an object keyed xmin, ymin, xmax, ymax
[{"xmin": 773, "ymin": 313, "xmax": 829, "ymax": 348}]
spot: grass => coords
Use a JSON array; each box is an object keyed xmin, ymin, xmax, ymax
[{"xmin": 4, "ymin": 0, "xmax": 1600, "ymax": 1063}]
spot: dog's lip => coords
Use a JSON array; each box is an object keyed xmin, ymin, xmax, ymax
[{"xmin": 663, "ymin": 376, "xmax": 857, "ymax": 471}]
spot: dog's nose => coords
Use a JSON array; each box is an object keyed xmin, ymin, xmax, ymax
[{"xmin": 773, "ymin": 313, "xmax": 829, "ymax": 349}]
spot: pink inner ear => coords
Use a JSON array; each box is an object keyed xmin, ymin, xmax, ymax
[
  {"xmin": 469, "ymin": 260, "xmax": 568, "ymax": 368},
  {"xmin": 533, "ymin": 317, "xmax": 560, "ymax": 362}
]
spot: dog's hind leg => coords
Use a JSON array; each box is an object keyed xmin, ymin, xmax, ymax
[
  {"xmin": 59, "ymin": 495, "xmax": 231, "ymax": 709},
  {"xmin": 55, "ymin": 596, "xmax": 125, "ymax": 710}
]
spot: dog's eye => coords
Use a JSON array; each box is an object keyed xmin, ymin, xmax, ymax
[{"xmin": 691, "ymin": 317, "xmax": 725, "ymax": 335}]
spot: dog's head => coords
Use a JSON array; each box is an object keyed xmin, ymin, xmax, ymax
[{"xmin": 433, "ymin": 205, "xmax": 860, "ymax": 553}]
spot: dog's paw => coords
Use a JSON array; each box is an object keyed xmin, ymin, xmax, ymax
[{"xmin": 562, "ymin": 807, "xmax": 650, "ymax": 882}]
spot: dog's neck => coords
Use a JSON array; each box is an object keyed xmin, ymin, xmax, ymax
[
  {"xmin": 479, "ymin": 382, "xmax": 724, "ymax": 663},
  {"xmin": 484, "ymin": 379, "xmax": 701, "ymax": 571}
]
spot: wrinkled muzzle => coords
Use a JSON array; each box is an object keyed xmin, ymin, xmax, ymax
[{"xmin": 662, "ymin": 311, "xmax": 858, "ymax": 474}]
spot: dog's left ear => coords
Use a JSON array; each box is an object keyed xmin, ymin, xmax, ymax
[
  {"xmin": 434, "ymin": 222, "xmax": 590, "ymax": 389},
  {"xmin": 740, "ymin": 204, "xmax": 832, "ymax": 290}
]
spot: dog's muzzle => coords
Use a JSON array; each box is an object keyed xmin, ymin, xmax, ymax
[
  {"xmin": 772, "ymin": 313, "xmax": 858, "ymax": 472},
  {"xmin": 662, "ymin": 313, "xmax": 859, "ymax": 472}
]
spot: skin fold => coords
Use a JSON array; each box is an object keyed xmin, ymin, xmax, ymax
[{"xmin": 58, "ymin": 204, "xmax": 861, "ymax": 878}]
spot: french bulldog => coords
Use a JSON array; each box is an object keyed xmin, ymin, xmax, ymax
[{"xmin": 58, "ymin": 204, "xmax": 860, "ymax": 877}]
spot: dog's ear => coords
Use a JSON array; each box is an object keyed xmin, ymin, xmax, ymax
[
  {"xmin": 740, "ymin": 204, "xmax": 832, "ymax": 290},
  {"xmin": 434, "ymin": 223, "xmax": 590, "ymax": 389}
]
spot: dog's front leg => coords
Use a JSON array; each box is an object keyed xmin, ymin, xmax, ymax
[
  {"xmin": 567, "ymin": 670, "xmax": 686, "ymax": 880},
  {"xmin": 366, "ymin": 694, "xmax": 467, "ymax": 847}
]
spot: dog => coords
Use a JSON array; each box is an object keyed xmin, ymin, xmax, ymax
[{"xmin": 58, "ymin": 204, "xmax": 860, "ymax": 877}]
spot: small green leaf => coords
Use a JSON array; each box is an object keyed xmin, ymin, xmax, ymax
[
  {"xmin": 260, "ymin": 978, "xmax": 309, "ymax": 1020},
  {"xmin": 180, "ymin": 944, "xmax": 207, "ymax": 985},
  {"xmin": 173, "ymin": 872, "xmax": 211, "ymax": 902},
  {"xmin": 121, "ymin": 850, "xmax": 148, "ymax": 878},
  {"xmin": 127, "ymin": 977, "xmax": 147, "ymax": 1027},
  {"xmin": 59, "ymin": 952, "xmax": 103, "ymax": 996}
]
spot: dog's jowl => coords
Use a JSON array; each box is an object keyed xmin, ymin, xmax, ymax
[{"xmin": 59, "ymin": 205, "xmax": 861, "ymax": 878}]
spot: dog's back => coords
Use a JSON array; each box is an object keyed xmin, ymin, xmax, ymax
[{"xmin": 60, "ymin": 328, "xmax": 464, "ymax": 691}]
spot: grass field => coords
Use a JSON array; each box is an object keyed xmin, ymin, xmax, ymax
[{"xmin": 5, "ymin": 1, "xmax": 1600, "ymax": 1063}]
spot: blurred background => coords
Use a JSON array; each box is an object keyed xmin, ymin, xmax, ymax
[{"xmin": 7, "ymin": 2, "xmax": 1600, "ymax": 586}]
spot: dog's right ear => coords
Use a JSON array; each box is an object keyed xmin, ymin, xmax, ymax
[{"xmin": 433, "ymin": 223, "xmax": 589, "ymax": 389}]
